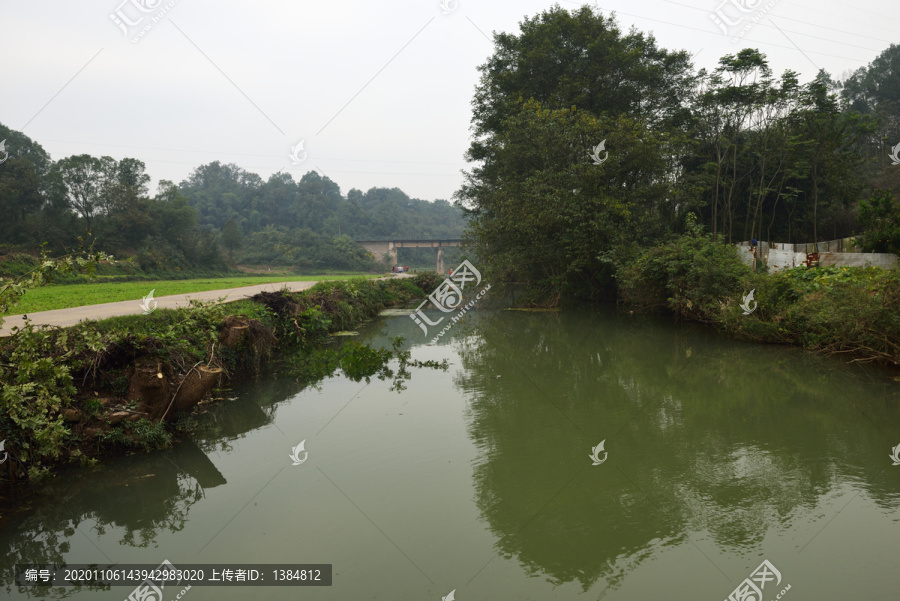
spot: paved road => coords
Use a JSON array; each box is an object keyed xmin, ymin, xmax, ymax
[{"xmin": 0, "ymin": 277, "xmax": 407, "ymax": 337}]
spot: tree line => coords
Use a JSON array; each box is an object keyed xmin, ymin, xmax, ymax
[
  {"xmin": 0, "ymin": 129, "xmax": 466, "ymax": 274},
  {"xmin": 457, "ymin": 6, "xmax": 900, "ymax": 301}
]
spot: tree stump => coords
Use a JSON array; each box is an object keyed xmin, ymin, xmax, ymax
[
  {"xmin": 172, "ymin": 366, "xmax": 224, "ymax": 416},
  {"xmin": 128, "ymin": 357, "xmax": 173, "ymax": 421}
]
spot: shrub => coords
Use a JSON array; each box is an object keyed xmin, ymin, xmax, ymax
[
  {"xmin": 99, "ymin": 418, "xmax": 172, "ymax": 451},
  {"xmin": 858, "ymin": 189, "xmax": 900, "ymax": 254},
  {"xmin": 0, "ymin": 253, "xmax": 40, "ymax": 279},
  {"xmin": 0, "ymin": 325, "xmax": 76, "ymax": 471},
  {"xmin": 722, "ymin": 265, "xmax": 900, "ymax": 364},
  {"xmin": 617, "ymin": 217, "xmax": 751, "ymax": 321}
]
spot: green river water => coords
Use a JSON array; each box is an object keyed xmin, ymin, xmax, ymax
[{"xmin": 2, "ymin": 305, "xmax": 900, "ymax": 600}]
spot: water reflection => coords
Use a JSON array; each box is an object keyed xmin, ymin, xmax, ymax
[
  {"xmin": 0, "ymin": 375, "xmax": 310, "ymax": 599},
  {"xmin": 453, "ymin": 306, "xmax": 900, "ymax": 593},
  {"xmin": 0, "ymin": 305, "xmax": 898, "ymax": 599},
  {"xmin": 0, "ymin": 319, "xmax": 435, "ymax": 598},
  {"xmin": 0, "ymin": 440, "xmax": 225, "ymax": 597}
]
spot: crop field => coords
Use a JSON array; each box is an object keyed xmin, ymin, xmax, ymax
[{"xmin": 1, "ymin": 274, "xmax": 381, "ymax": 315}]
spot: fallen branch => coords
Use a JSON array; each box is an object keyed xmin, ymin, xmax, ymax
[{"xmin": 159, "ymin": 361, "xmax": 203, "ymax": 422}]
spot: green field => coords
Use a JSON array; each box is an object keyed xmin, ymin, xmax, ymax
[{"xmin": 1, "ymin": 274, "xmax": 382, "ymax": 315}]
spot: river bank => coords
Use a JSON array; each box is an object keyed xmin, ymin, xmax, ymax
[
  {"xmin": 0, "ymin": 274, "xmax": 442, "ymax": 490},
  {"xmin": 616, "ymin": 232, "xmax": 900, "ymax": 369}
]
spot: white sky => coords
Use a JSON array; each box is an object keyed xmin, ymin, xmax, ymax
[{"xmin": 1, "ymin": 0, "xmax": 897, "ymax": 202}]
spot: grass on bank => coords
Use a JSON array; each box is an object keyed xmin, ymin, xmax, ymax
[{"xmin": 0, "ymin": 274, "xmax": 382, "ymax": 316}]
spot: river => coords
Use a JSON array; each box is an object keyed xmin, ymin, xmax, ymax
[{"xmin": 2, "ymin": 305, "xmax": 899, "ymax": 600}]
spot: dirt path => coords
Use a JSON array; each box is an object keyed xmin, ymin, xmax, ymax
[{"xmin": 0, "ymin": 276, "xmax": 409, "ymax": 337}]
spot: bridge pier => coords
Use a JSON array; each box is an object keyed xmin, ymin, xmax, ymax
[
  {"xmin": 356, "ymin": 240, "xmax": 397, "ymax": 268},
  {"xmin": 436, "ymin": 248, "xmax": 445, "ymax": 274}
]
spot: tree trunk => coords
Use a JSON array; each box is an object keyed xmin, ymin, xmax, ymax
[{"xmin": 812, "ymin": 163, "xmax": 819, "ymax": 246}]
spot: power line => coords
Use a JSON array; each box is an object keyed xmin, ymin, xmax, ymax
[
  {"xmin": 563, "ymin": 0, "xmax": 875, "ymax": 64},
  {"xmin": 778, "ymin": 0, "xmax": 900, "ymax": 36},
  {"xmin": 769, "ymin": 18, "xmax": 819, "ymax": 71},
  {"xmin": 663, "ymin": 0, "xmax": 891, "ymax": 50},
  {"xmin": 762, "ymin": 12, "xmax": 898, "ymax": 45}
]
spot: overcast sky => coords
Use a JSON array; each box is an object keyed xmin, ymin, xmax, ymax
[{"xmin": 2, "ymin": 0, "xmax": 897, "ymax": 203}]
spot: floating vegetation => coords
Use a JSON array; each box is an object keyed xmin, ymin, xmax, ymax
[
  {"xmin": 378, "ymin": 309, "xmax": 412, "ymax": 316},
  {"xmin": 331, "ymin": 331, "xmax": 359, "ymax": 336}
]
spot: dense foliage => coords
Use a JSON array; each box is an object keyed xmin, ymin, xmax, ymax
[
  {"xmin": 182, "ymin": 164, "xmax": 464, "ymax": 240},
  {"xmin": 179, "ymin": 164, "xmax": 465, "ymax": 269},
  {"xmin": 459, "ymin": 7, "xmax": 694, "ymax": 303},
  {"xmin": 0, "ymin": 123, "xmax": 465, "ymax": 275},
  {"xmin": 620, "ymin": 231, "xmax": 900, "ymax": 366},
  {"xmin": 617, "ymin": 218, "xmax": 751, "ymax": 321},
  {"xmin": 457, "ymin": 6, "xmax": 900, "ymax": 303},
  {"xmin": 0, "ymin": 275, "xmax": 441, "ymax": 481},
  {"xmin": 858, "ymin": 189, "xmax": 900, "ymax": 253}
]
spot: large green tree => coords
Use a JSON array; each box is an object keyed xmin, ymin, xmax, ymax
[
  {"xmin": 48, "ymin": 154, "xmax": 109, "ymax": 233},
  {"xmin": 458, "ymin": 6, "xmax": 695, "ymax": 302},
  {"xmin": 841, "ymin": 43, "xmax": 900, "ymax": 147},
  {"xmin": 0, "ymin": 122, "xmax": 464, "ymax": 274},
  {"xmin": 469, "ymin": 5, "xmax": 693, "ymax": 140},
  {"xmin": 792, "ymin": 73, "xmax": 868, "ymax": 243},
  {"xmin": 0, "ymin": 128, "xmax": 53, "ymax": 246}
]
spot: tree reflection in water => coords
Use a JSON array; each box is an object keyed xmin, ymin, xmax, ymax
[{"xmin": 451, "ymin": 306, "xmax": 900, "ymax": 594}]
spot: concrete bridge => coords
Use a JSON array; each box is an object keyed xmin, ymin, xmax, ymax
[{"xmin": 356, "ymin": 239, "xmax": 462, "ymax": 273}]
